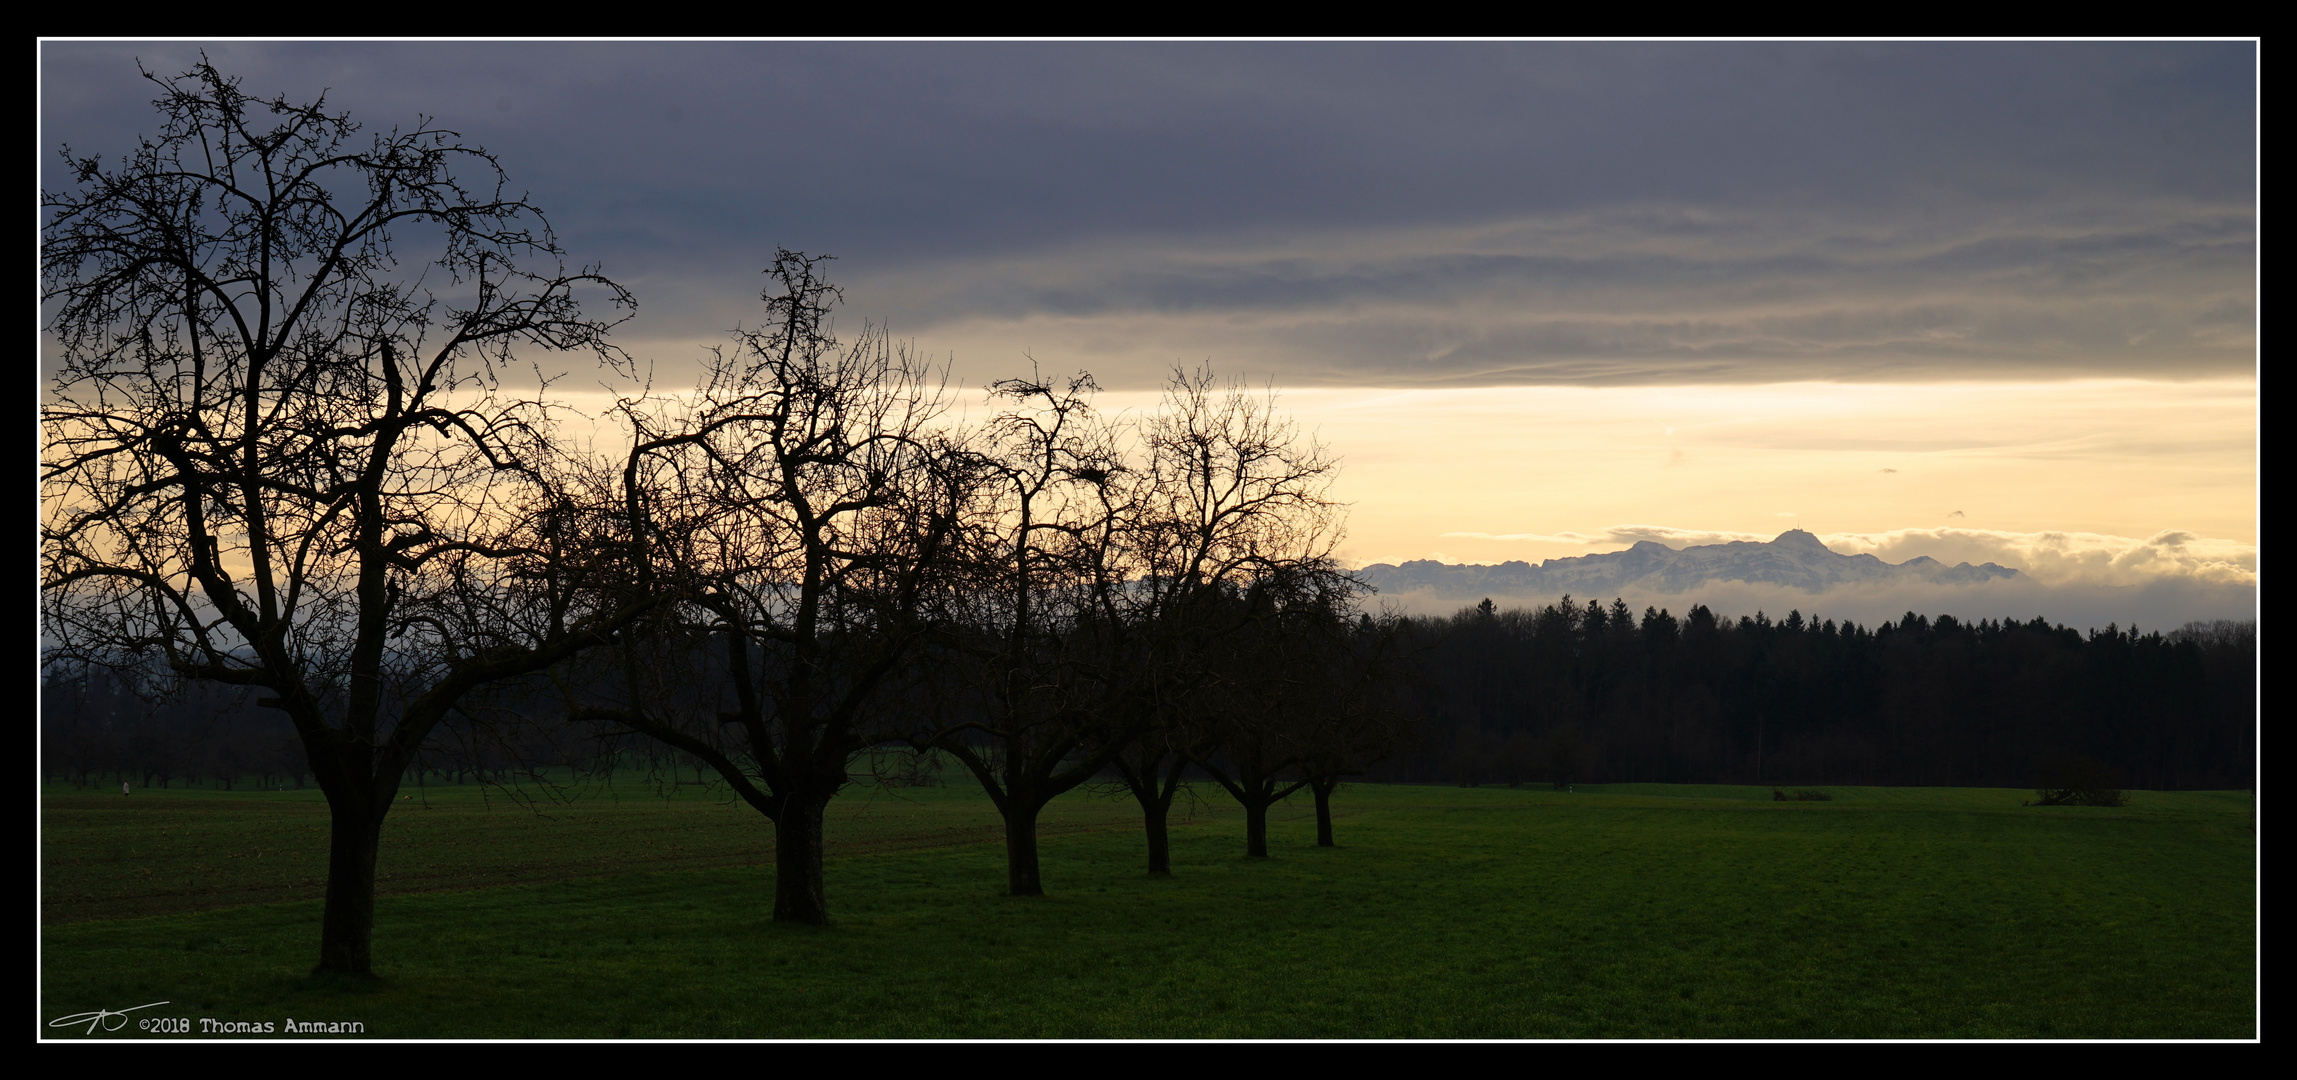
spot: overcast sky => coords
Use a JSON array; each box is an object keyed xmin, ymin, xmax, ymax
[
  {"xmin": 39, "ymin": 40, "xmax": 2257, "ymax": 624},
  {"xmin": 40, "ymin": 40, "xmax": 2255, "ymax": 385}
]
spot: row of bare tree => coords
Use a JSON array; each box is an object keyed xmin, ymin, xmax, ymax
[
  {"xmin": 41, "ymin": 62, "xmax": 1404, "ymax": 977},
  {"xmin": 560, "ymin": 249, "xmax": 1409, "ymax": 912}
]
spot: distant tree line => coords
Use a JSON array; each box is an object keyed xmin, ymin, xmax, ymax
[
  {"xmin": 1372, "ymin": 598, "xmax": 2254, "ymax": 792},
  {"xmin": 38, "ymin": 665, "xmax": 691, "ymax": 793},
  {"xmin": 49, "ymin": 596, "xmax": 2253, "ymax": 799},
  {"xmin": 42, "ymin": 670, "xmax": 300, "ymax": 791}
]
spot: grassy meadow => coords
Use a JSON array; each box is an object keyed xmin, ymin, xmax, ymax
[{"xmin": 40, "ymin": 777, "xmax": 2255, "ymax": 1039}]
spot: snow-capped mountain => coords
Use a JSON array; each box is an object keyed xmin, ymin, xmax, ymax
[{"xmin": 1356, "ymin": 530, "xmax": 2019, "ymax": 598}]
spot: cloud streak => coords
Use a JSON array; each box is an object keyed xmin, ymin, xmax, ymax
[{"xmin": 861, "ymin": 201, "xmax": 2252, "ymax": 387}]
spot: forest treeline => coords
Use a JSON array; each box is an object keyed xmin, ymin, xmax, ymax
[
  {"xmin": 44, "ymin": 607, "xmax": 2257, "ymax": 795},
  {"xmin": 1374, "ymin": 600, "xmax": 2254, "ymax": 792}
]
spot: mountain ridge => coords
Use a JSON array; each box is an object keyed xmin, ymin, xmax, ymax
[{"xmin": 1356, "ymin": 530, "xmax": 2020, "ymax": 598}]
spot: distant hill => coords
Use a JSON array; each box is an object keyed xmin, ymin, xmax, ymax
[{"xmin": 1356, "ymin": 529, "xmax": 2019, "ymax": 599}]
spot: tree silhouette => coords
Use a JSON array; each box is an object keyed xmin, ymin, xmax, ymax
[
  {"xmin": 915, "ymin": 369, "xmax": 1136, "ymax": 897},
  {"xmin": 41, "ymin": 61, "xmax": 644, "ymax": 975},
  {"xmin": 569, "ymin": 250, "xmax": 971, "ymax": 924},
  {"xmin": 1297, "ymin": 610, "xmax": 1414, "ymax": 846},
  {"xmin": 1123, "ymin": 370, "xmax": 1349, "ymax": 859}
]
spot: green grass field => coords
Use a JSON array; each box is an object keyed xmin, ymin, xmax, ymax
[{"xmin": 40, "ymin": 778, "xmax": 2255, "ymax": 1039}]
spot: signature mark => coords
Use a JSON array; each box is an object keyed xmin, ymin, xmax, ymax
[{"xmin": 49, "ymin": 1001, "xmax": 171, "ymax": 1035}]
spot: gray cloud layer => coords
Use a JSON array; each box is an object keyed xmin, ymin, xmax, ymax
[
  {"xmin": 859, "ymin": 201, "xmax": 2252, "ymax": 385},
  {"xmin": 41, "ymin": 41, "xmax": 2256, "ymax": 387}
]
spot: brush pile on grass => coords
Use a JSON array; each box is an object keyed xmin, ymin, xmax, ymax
[
  {"xmin": 2024, "ymin": 756, "xmax": 2129, "ymax": 807},
  {"xmin": 2026, "ymin": 785, "xmax": 2129, "ymax": 807}
]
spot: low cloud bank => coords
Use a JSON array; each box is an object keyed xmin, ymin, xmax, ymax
[
  {"xmin": 1439, "ymin": 523, "xmax": 2256, "ymax": 588},
  {"xmin": 1814, "ymin": 527, "xmax": 2256, "ymax": 588},
  {"xmin": 1382, "ymin": 523, "xmax": 2256, "ymax": 631}
]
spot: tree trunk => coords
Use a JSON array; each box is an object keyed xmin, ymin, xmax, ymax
[
  {"xmin": 1244, "ymin": 799, "xmax": 1270, "ymax": 858},
  {"xmin": 773, "ymin": 794, "xmax": 831, "ymax": 924},
  {"xmin": 1116, "ymin": 746, "xmax": 1185, "ymax": 876},
  {"xmin": 1004, "ymin": 801, "xmax": 1044, "ymax": 896},
  {"xmin": 316, "ymin": 794, "xmax": 385, "ymax": 976},
  {"xmin": 1139, "ymin": 795, "xmax": 1172, "ymax": 875},
  {"xmin": 1311, "ymin": 776, "xmax": 1337, "ymax": 847}
]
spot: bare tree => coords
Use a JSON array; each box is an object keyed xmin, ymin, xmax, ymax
[
  {"xmin": 914, "ymin": 369, "xmax": 1139, "ymax": 897},
  {"xmin": 571, "ymin": 250, "xmax": 971, "ymax": 924},
  {"xmin": 912, "ymin": 364, "xmax": 1352, "ymax": 883},
  {"xmin": 1179, "ymin": 570, "xmax": 1347, "ymax": 858},
  {"xmin": 1296, "ymin": 609, "xmax": 1415, "ymax": 847},
  {"xmin": 1117, "ymin": 368, "xmax": 1349, "ymax": 862},
  {"xmin": 40, "ymin": 62, "xmax": 648, "ymax": 975}
]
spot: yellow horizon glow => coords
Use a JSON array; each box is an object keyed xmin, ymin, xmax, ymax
[{"xmin": 1073, "ymin": 377, "xmax": 2257, "ymax": 571}]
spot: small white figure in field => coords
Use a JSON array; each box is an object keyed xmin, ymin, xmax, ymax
[{"xmin": 122, "ymin": 781, "xmax": 130, "ymax": 796}]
